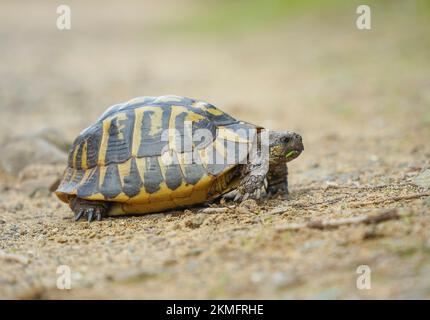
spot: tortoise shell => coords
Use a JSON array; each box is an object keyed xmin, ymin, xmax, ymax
[{"xmin": 55, "ymin": 95, "xmax": 259, "ymax": 215}]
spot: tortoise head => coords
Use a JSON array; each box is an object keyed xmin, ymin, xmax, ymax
[{"xmin": 268, "ymin": 131, "xmax": 304, "ymax": 163}]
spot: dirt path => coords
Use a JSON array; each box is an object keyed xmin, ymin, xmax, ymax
[{"xmin": 1, "ymin": 1, "xmax": 430, "ymax": 299}]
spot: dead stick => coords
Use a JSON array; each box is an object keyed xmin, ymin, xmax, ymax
[
  {"xmin": 276, "ymin": 209, "xmax": 405, "ymax": 231},
  {"xmin": 349, "ymin": 192, "xmax": 430, "ymax": 208},
  {"xmin": 324, "ymin": 183, "xmax": 414, "ymax": 190},
  {"xmin": 268, "ymin": 192, "xmax": 430, "ymax": 215},
  {"xmin": 299, "ymin": 183, "xmax": 416, "ymax": 192},
  {"xmin": 199, "ymin": 207, "xmax": 229, "ymax": 214}
]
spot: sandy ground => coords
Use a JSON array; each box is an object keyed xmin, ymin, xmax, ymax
[{"xmin": 1, "ymin": 1, "xmax": 430, "ymax": 299}]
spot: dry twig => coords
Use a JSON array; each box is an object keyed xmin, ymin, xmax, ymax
[
  {"xmin": 266, "ymin": 192, "xmax": 430, "ymax": 215},
  {"xmin": 298, "ymin": 182, "xmax": 417, "ymax": 193},
  {"xmin": 199, "ymin": 207, "xmax": 229, "ymax": 214},
  {"xmin": 276, "ymin": 208, "xmax": 406, "ymax": 231},
  {"xmin": 348, "ymin": 192, "xmax": 430, "ymax": 208}
]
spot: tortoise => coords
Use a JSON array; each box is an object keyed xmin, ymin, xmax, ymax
[{"xmin": 55, "ymin": 95, "xmax": 303, "ymax": 221}]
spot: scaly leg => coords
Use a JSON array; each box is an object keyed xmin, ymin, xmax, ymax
[
  {"xmin": 233, "ymin": 163, "xmax": 268, "ymax": 202},
  {"xmin": 267, "ymin": 163, "xmax": 289, "ymax": 198}
]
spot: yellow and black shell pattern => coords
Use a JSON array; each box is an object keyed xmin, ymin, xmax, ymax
[{"xmin": 55, "ymin": 95, "xmax": 259, "ymax": 215}]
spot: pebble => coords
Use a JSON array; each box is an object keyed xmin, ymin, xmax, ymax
[
  {"xmin": 312, "ymin": 287, "xmax": 342, "ymax": 299},
  {"xmin": 143, "ymin": 213, "xmax": 165, "ymax": 220},
  {"xmin": 13, "ymin": 203, "xmax": 24, "ymax": 211},
  {"xmin": 250, "ymin": 271, "xmax": 264, "ymax": 283},
  {"xmin": 185, "ymin": 248, "xmax": 203, "ymax": 257},
  {"xmin": 413, "ymin": 169, "xmax": 430, "ymax": 189},
  {"xmin": 199, "ymin": 207, "xmax": 228, "ymax": 214},
  {"xmin": 57, "ymin": 237, "xmax": 67, "ymax": 243},
  {"xmin": 271, "ymin": 271, "xmax": 300, "ymax": 289},
  {"xmin": 236, "ymin": 199, "xmax": 259, "ymax": 214},
  {"xmin": 184, "ymin": 214, "xmax": 207, "ymax": 229}
]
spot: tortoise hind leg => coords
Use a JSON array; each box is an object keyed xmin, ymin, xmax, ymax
[{"xmin": 69, "ymin": 197, "xmax": 111, "ymax": 222}]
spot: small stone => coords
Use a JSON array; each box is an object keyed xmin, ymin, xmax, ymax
[
  {"xmin": 13, "ymin": 203, "xmax": 24, "ymax": 211},
  {"xmin": 163, "ymin": 258, "xmax": 177, "ymax": 266},
  {"xmin": 57, "ymin": 237, "xmax": 67, "ymax": 243},
  {"xmin": 368, "ymin": 155, "xmax": 379, "ymax": 163},
  {"xmin": 271, "ymin": 271, "xmax": 300, "ymax": 289},
  {"xmin": 237, "ymin": 199, "xmax": 259, "ymax": 214},
  {"xmin": 325, "ymin": 181, "xmax": 338, "ymax": 187},
  {"xmin": 199, "ymin": 207, "xmax": 228, "ymax": 214},
  {"xmin": 312, "ymin": 287, "xmax": 342, "ymax": 299},
  {"xmin": 413, "ymin": 169, "xmax": 430, "ymax": 189},
  {"xmin": 185, "ymin": 248, "xmax": 203, "ymax": 257},
  {"xmin": 143, "ymin": 213, "xmax": 165, "ymax": 220},
  {"xmin": 236, "ymin": 206, "xmax": 251, "ymax": 215},
  {"xmin": 240, "ymin": 199, "xmax": 258, "ymax": 209},
  {"xmin": 250, "ymin": 271, "xmax": 265, "ymax": 283},
  {"xmin": 26, "ymin": 250, "xmax": 35, "ymax": 257},
  {"xmin": 184, "ymin": 214, "xmax": 207, "ymax": 229},
  {"xmin": 336, "ymin": 172, "xmax": 360, "ymax": 184}
]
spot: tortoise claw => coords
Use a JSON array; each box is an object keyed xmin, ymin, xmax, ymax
[
  {"xmin": 234, "ymin": 192, "xmax": 242, "ymax": 202},
  {"xmin": 95, "ymin": 208, "xmax": 102, "ymax": 221},
  {"xmin": 70, "ymin": 198, "xmax": 109, "ymax": 222},
  {"xmin": 74, "ymin": 209, "xmax": 84, "ymax": 221},
  {"xmin": 233, "ymin": 185, "xmax": 266, "ymax": 203},
  {"xmin": 222, "ymin": 190, "xmax": 238, "ymax": 201},
  {"xmin": 233, "ymin": 191, "xmax": 250, "ymax": 202},
  {"xmin": 87, "ymin": 208, "xmax": 95, "ymax": 222}
]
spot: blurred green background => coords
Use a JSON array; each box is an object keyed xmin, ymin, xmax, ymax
[{"xmin": 1, "ymin": 0, "xmax": 429, "ymax": 142}]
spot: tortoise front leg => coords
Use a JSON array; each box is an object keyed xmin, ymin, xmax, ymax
[
  {"xmin": 267, "ymin": 163, "xmax": 289, "ymax": 198},
  {"xmin": 233, "ymin": 163, "xmax": 268, "ymax": 202},
  {"xmin": 68, "ymin": 197, "xmax": 110, "ymax": 222}
]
